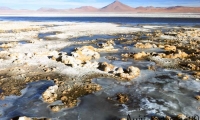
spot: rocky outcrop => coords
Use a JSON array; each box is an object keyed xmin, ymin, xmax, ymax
[
  {"xmin": 195, "ymin": 95, "xmax": 200, "ymax": 101},
  {"xmin": 135, "ymin": 42, "xmax": 157, "ymax": 49},
  {"xmin": 148, "ymin": 56, "xmax": 180, "ymax": 68},
  {"xmin": 98, "ymin": 62, "xmax": 140, "ymax": 80},
  {"xmin": 97, "ymin": 40, "xmax": 118, "ymax": 52},
  {"xmin": 71, "ymin": 46, "xmax": 100, "ymax": 62},
  {"xmin": 133, "ymin": 51, "xmax": 149, "ymax": 60},
  {"xmin": 98, "ymin": 62, "xmax": 115, "ymax": 72},
  {"xmin": 51, "ymin": 46, "xmax": 100, "ymax": 67},
  {"xmin": 42, "ymin": 85, "xmax": 58, "ymax": 103},
  {"xmin": 121, "ymin": 51, "xmax": 149, "ymax": 60},
  {"xmin": 164, "ymin": 45, "xmax": 176, "ymax": 52},
  {"xmin": 117, "ymin": 66, "xmax": 140, "ymax": 80},
  {"xmin": 0, "ymin": 42, "xmax": 18, "ymax": 48}
]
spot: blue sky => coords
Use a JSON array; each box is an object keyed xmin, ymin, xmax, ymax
[{"xmin": 1, "ymin": 0, "xmax": 200, "ymax": 10}]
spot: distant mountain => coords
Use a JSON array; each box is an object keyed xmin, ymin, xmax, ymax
[
  {"xmin": 0, "ymin": 0, "xmax": 200, "ymax": 14},
  {"xmin": 37, "ymin": 8, "xmax": 65, "ymax": 12},
  {"xmin": 165, "ymin": 6, "xmax": 200, "ymax": 13},
  {"xmin": 0, "ymin": 7, "xmax": 12, "ymax": 10},
  {"xmin": 100, "ymin": 0, "xmax": 135, "ymax": 12},
  {"xmin": 70, "ymin": 6, "xmax": 98, "ymax": 12},
  {"xmin": 135, "ymin": 6, "xmax": 200, "ymax": 13}
]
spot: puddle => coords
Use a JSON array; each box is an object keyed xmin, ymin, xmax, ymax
[
  {"xmin": 60, "ymin": 43, "xmax": 98, "ymax": 54},
  {"xmin": 0, "ymin": 43, "xmax": 3, "ymax": 51},
  {"xmin": 70, "ymin": 35, "xmax": 117, "ymax": 41},
  {"xmin": 38, "ymin": 32, "xmax": 56, "ymax": 40},
  {"xmin": 0, "ymin": 80, "xmax": 55, "ymax": 120},
  {"xmin": 60, "ymin": 45, "xmax": 82, "ymax": 54},
  {"xmin": 19, "ymin": 41, "xmax": 29, "ymax": 44}
]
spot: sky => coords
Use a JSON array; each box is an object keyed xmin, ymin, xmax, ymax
[{"xmin": 0, "ymin": 0, "xmax": 200, "ymax": 10}]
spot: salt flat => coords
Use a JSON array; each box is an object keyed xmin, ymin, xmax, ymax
[{"xmin": 0, "ymin": 21, "xmax": 200, "ymax": 120}]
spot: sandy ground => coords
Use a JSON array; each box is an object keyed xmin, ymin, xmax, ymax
[{"xmin": 0, "ymin": 21, "xmax": 200, "ymax": 119}]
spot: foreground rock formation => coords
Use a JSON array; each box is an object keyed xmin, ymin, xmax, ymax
[{"xmin": 0, "ymin": 21, "xmax": 200, "ymax": 119}]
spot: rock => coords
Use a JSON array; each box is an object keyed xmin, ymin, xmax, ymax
[
  {"xmin": 127, "ymin": 66, "xmax": 140, "ymax": 76},
  {"xmin": 121, "ymin": 53, "xmax": 129, "ymax": 58},
  {"xmin": 97, "ymin": 40, "xmax": 118, "ymax": 52},
  {"xmin": 42, "ymin": 85, "xmax": 58, "ymax": 103},
  {"xmin": 165, "ymin": 116, "xmax": 171, "ymax": 120},
  {"xmin": 182, "ymin": 75, "xmax": 189, "ymax": 80},
  {"xmin": 177, "ymin": 114, "xmax": 187, "ymax": 120},
  {"xmin": 135, "ymin": 42, "xmax": 157, "ymax": 49},
  {"xmin": 158, "ymin": 44, "xmax": 165, "ymax": 48},
  {"xmin": 163, "ymin": 50, "xmax": 188, "ymax": 59},
  {"xmin": 105, "ymin": 56, "xmax": 118, "ymax": 60},
  {"xmin": 195, "ymin": 95, "xmax": 200, "ymax": 101},
  {"xmin": 72, "ymin": 46, "xmax": 100, "ymax": 62},
  {"xmin": 98, "ymin": 62, "xmax": 115, "ymax": 72},
  {"xmin": 83, "ymin": 61, "xmax": 99, "ymax": 68},
  {"xmin": 18, "ymin": 116, "xmax": 32, "ymax": 120},
  {"xmin": 121, "ymin": 118, "xmax": 127, "ymax": 120},
  {"xmin": 164, "ymin": 45, "xmax": 176, "ymax": 52},
  {"xmin": 117, "ymin": 66, "xmax": 141, "ymax": 80},
  {"xmin": 51, "ymin": 106, "xmax": 61, "ymax": 112},
  {"xmin": 149, "ymin": 56, "xmax": 180, "ymax": 68},
  {"xmin": 133, "ymin": 51, "xmax": 149, "ymax": 60},
  {"xmin": 62, "ymin": 56, "xmax": 82, "ymax": 67},
  {"xmin": 116, "ymin": 67, "xmax": 124, "ymax": 74},
  {"xmin": 116, "ymin": 93, "xmax": 129, "ymax": 104}
]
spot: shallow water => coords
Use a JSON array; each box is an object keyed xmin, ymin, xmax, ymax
[
  {"xmin": 0, "ymin": 68, "xmax": 199, "ymax": 120},
  {"xmin": 70, "ymin": 35, "xmax": 117, "ymax": 42},
  {"xmin": 0, "ymin": 80, "xmax": 55, "ymax": 120},
  {"xmin": 1, "ymin": 17, "xmax": 200, "ymax": 25},
  {"xmin": 19, "ymin": 41, "xmax": 29, "ymax": 44},
  {"xmin": 38, "ymin": 32, "xmax": 56, "ymax": 40}
]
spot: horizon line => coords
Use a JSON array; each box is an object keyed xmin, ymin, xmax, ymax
[{"xmin": 0, "ymin": 5, "xmax": 200, "ymax": 11}]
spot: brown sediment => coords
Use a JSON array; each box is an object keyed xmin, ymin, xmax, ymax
[
  {"xmin": 0, "ymin": 70, "xmax": 71, "ymax": 96},
  {"xmin": 195, "ymin": 95, "xmax": 200, "ymax": 101},
  {"xmin": 135, "ymin": 42, "xmax": 157, "ymax": 49},
  {"xmin": 108, "ymin": 93, "xmax": 130, "ymax": 104}
]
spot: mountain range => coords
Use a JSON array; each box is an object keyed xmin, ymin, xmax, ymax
[{"xmin": 0, "ymin": 0, "xmax": 200, "ymax": 14}]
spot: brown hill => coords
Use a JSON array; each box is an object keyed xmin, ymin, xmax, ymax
[
  {"xmin": 100, "ymin": 0, "xmax": 134, "ymax": 12},
  {"xmin": 135, "ymin": 6, "xmax": 200, "ymax": 13},
  {"xmin": 165, "ymin": 6, "xmax": 200, "ymax": 13},
  {"xmin": 70, "ymin": 6, "xmax": 98, "ymax": 12},
  {"xmin": 0, "ymin": 1, "xmax": 200, "ymax": 14}
]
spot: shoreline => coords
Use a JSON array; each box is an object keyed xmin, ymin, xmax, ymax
[{"xmin": 0, "ymin": 13, "xmax": 200, "ymax": 18}]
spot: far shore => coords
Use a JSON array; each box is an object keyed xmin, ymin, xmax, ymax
[{"xmin": 0, "ymin": 13, "xmax": 200, "ymax": 18}]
